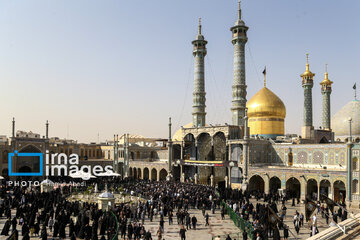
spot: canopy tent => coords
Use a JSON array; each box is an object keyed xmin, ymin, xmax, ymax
[
  {"xmin": 97, "ymin": 171, "xmax": 121, "ymax": 177},
  {"xmin": 41, "ymin": 179, "xmax": 54, "ymax": 185},
  {"xmin": 69, "ymin": 170, "xmax": 96, "ymax": 180}
]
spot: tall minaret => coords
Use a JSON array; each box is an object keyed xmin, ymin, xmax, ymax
[
  {"xmin": 192, "ymin": 18, "xmax": 207, "ymax": 127},
  {"xmin": 320, "ymin": 64, "xmax": 333, "ymax": 131},
  {"xmin": 301, "ymin": 54, "xmax": 315, "ymax": 139},
  {"xmin": 231, "ymin": 1, "xmax": 248, "ymax": 127}
]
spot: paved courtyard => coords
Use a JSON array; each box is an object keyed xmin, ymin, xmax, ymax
[{"xmin": 0, "ymin": 197, "xmax": 357, "ymax": 240}]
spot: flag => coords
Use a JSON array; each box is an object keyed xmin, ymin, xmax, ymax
[
  {"xmin": 262, "ymin": 67, "xmax": 266, "ymax": 75},
  {"xmin": 321, "ymin": 194, "xmax": 336, "ymax": 214},
  {"xmin": 305, "ymin": 198, "xmax": 317, "ymax": 222},
  {"xmin": 354, "ymin": 83, "xmax": 357, "ymax": 90},
  {"xmin": 268, "ymin": 205, "xmax": 281, "ymax": 228}
]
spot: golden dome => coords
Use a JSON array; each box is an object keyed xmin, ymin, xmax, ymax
[{"xmin": 247, "ymin": 87, "xmax": 286, "ymax": 118}]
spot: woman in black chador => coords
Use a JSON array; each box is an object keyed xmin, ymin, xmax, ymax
[{"xmin": 1, "ymin": 218, "xmax": 11, "ymax": 236}]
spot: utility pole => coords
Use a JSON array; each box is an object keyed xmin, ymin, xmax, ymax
[
  {"xmin": 167, "ymin": 117, "xmax": 173, "ymax": 181},
  {"xmin": 126, "ymin": 133, "xmax": 130, "ymax": 177}
]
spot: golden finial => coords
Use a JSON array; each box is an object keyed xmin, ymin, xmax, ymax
[
  {"xmin": 301, "ymin": 53, "xmax": 315, "ymax": 78},
  {"xmin": 324, "ymin": 63, "xmax": 329, "ymax": 80},
  {"xmin": 198, "ymin": 18, "xmax": 202, "ymax": 35},
  {"xmin": 305, "ymin": 53, "xmax": 310, "ymax": 72},
  {"xmin": 321, "ymin": 63, "xmax": 332, "ymax": 86}
]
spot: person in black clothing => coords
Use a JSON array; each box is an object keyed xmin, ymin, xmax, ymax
[
  {"xmin": 225, "ymin": 234, "xmax": 232, "ymax": 240},
  {"xmin": 205, "ymin": 213, "xmax": 209, "ymax": 226},
  {"xmin": 179, "ymin": 225, "xmax": 186, "ymax": 240},
  {"xmin": 191, "ymin": 216, "xmax": 197, "ymax": 230},
  {"xmin": 40, "ymin": 225, "xmax": 47, "ymax": 240},
  {"xmin": 168, "ymin": 211, "xmax": 173, "ymax": 225},
  {"xmin": 283, "ymin": 225, "xmax": 289, "ymax": 240},
  {"xmin": 242, "ymin": 230, "xmax": 247, "ymax": 240},
  {"xmin": 160, "ymin": 217, "xmax": 165, "ymax": 232},
  {"xmin": 185, "ymin": 214, "xmax": 191, "ymax": 230},
  {"xmin": 145, "ymin": 230, "xmax": 152, "ymax": 240},
  {"xmin": 221, "ymin": 207, "xmax": 225, "ymax": 220},
  {"xmin": 127, "ymin": 223, "xmax": 133, "ymax": 240},
  {"xmin": 273, "ymin": 227, "xmax": 280, "ymax": 240},
  {"xmin": 22, "ymin": 231, "xmax": 30, "ymax": 240},
  {"xmin": 1, "ymin": 218, "xmax": 11, "ymax": 236}
]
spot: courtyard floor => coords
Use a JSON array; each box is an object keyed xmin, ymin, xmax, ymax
[{"xmin": 0, "ymin": 197, "xmax": 357, "ymax": 240}]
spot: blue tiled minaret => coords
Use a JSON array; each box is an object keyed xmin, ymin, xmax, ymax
[
  {"xmin": 231, "ymin": 1, "xmax": 248, "ymax": 127},
  {"xmin": 301, "ymin": 54, "xmax": 315, "ymax": 139},
  {"xmin": 192, "ymin": 18, "xmax": 207, "ymax": 127},
  {"xmin": 320, "ymin": 64, "xmax": 333, "ymax": 131}
]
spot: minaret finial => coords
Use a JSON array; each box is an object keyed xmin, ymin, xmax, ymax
[
  {"xmin": 305, "ymin": 53, "xmax": 310, "ymax": 72},
  {"xmin": 238, "ymin": 0, "xmax": 241, "ymax": 20},
  {"xmin": 324, "ymin": 63, "xmax": 329, "ymax": 80},
  {"xmin": 198, "ymin": 18, "xmax": 202, "ymax": 35},
  {"xmin": 262, "ymin": 66, "xmax": 266, "ymax": 87},
  {"xmin": 354, "ymin": 83, "xmax": 357, "ymax": 100}
]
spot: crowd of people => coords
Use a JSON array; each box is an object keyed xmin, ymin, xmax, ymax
[
  {"xmin": 219, "ymin": 187, "xmax": 348, "ymax": 240},
  {"xmin": 0, "ymin": 177, "xmax": 349, "ymax": 240},
  {"xmin": 0, "ymin": 178, "xmax": 223, "ymax": 240}
]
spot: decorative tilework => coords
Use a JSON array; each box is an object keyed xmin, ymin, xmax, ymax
[
  {"xmin": 339, "ymin": 152, "xmax": 345, "ymax": 165},
  {"xmin": 313, "ymin": 151, "xmax": 324, "ymax": 164},
  {"xmin": 297, "ymin": 151, "xmax": 307, "ymax": 164}
]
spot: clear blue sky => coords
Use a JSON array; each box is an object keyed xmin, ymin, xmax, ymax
[{"xmin": 0, "ymin": 0, "xmax": 359, "ymax": 143}]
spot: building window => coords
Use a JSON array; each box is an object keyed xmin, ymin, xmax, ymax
[
  {"xmin": 353, "ymin": 157, "xmax": 358, "ymax": 170},
  {"xmin": 352, "ymin": 179, "xmax": 359, "ymax": 193}
]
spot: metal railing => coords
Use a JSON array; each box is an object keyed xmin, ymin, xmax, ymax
[{"xmin": 220, "ymin": 201, "xmax": 254, "ymax": 239}]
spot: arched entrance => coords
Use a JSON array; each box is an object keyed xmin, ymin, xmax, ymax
[
  {"xmin": 159, "ymin": 169, "xmax": 168, "ymax": 181},
  {"xmin": 18, "ymin": 166, "xmax": 32, "ymax": 173},
  {"xmin": 213, "ymin": 132, "xmax": 226, "ymax": 161},
  {"xmin": 286, "ymin": 177, "xmax": 301, "ymax": 199},
  {"xmin": 307, "ymin": 179, "xmax": 318, "ymax": 200},
  {"xmin": 197, "ymin": 133, "xmax": 213, "ymax": 161},
  {"xmin": 334, "ymin": 180, "xmax": 346, "ymax": 203},
  {"xmin": 133, "ymin": 168, "xmax": 137, "ymax": 179},
  {"xmin": 137, "ymin": 168, "xmax": 141, "ymax": 179},
  {"xmin": 151, "ymin": 168, "xmax": 157, "ymax": 181},
  {"xmin": 17, "ymin": 145, "xmax": 41, "ymax": 174},
  {"xmin": 248, "ymin": 175, "xmax": 265, "ymax": 193},
  {"xmin": 143, "ymin": 168, "xmax": 149, "ymax": 180},
  {"xmin": 269, "ymin": 177, "xmax": 281, "ymax": 194},
  {"xmin": 320, "ymin": 180, "xmax": 331, "ymax": 200},
  {"xmin": 129, "ymin": 167, "xmax": 133, "ymax": 177},
  {"xmin": 184, "ymin": 134, "xmax": 196, "ymax": 160}
]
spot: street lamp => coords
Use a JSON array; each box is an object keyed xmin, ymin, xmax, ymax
[{"xmin": 349, "ymin": 117, "xmax": 353, "ymax": 143}]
